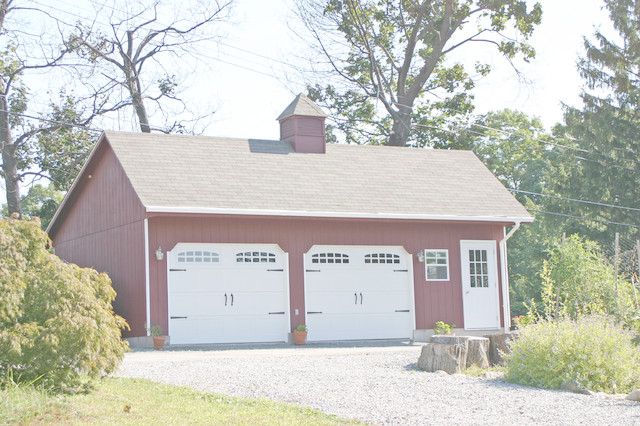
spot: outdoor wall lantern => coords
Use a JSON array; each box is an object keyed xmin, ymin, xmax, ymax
[
  {"xmin": 416, "ymin": 249, "xmax": 425, "ymax": 263},
  {"xmin": 155, "ymin": 246, "xmax": 164, "ymax": 261}
]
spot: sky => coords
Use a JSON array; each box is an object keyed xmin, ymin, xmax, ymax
[
  {"xmin": 200, "ymin": 0, "xmax": 612, "ymax": 140},
  {"xmin": 0, "ymin": 0, "xmax": 614, "ymax": 200}
]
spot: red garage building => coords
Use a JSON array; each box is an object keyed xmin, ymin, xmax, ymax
[{"xmin": 47, "ymin": 94, "xmax": 532, "ymax": 345}]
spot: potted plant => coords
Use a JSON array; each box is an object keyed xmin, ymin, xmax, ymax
[
  {"xmin": 293, "ymin": 323, "xmax": 308, "ymax": 345},
  {"xmin": 146, "ymin": 324, "xmax": 166, "ymax": 349}
]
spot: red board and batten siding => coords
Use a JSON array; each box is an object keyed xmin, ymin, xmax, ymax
[
  {"xmin": 147, "ymin": 214, "xmax": 507, "ymax": 336},
  {"xmin": 51, "ymin": 143, "xmax": 147, "ymax": 337}
]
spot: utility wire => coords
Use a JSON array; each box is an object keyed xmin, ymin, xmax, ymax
[
  {"xmin": 0, "ymin": 109, "xmax": 103, "ymax": 132},
  {"xmin": 527, "ymin": 209, "xmax": 640, "ymax": 230},
  {"xmin": 510, "ymin": 189, "xmax": 640, "ymax": 213},
  {"xmin": 412, "ymin": 120, "xmax": 636, "ymax": 172}
]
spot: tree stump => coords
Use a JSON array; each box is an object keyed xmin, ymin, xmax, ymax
[
  {"xmin": 484, "ymin": 331, "xmax": 520, "ymax": 366},
  {"xmin": 417, "ymin": 342, "xmax": 468, "ymax": 374},
  {"xmin": 465, "ymin": 337, "xmax": 490, "ymax": 369}
]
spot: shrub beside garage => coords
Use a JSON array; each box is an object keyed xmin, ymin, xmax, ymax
[
  {"xmin": 0, "ymin": 217, "xmax": 128, "ymax": 391},
  {"xmin": 505, "ymin": 315, "xmax": 640, "ymax": 394}
]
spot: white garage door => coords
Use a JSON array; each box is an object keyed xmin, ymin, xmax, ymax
[
  {"xmin": 304, "ymin": 245, "xmax": 415, "ymax": 341},
  {"xmin": 167, "ymin": 243, "xmax": 290, "ymax": 344}
]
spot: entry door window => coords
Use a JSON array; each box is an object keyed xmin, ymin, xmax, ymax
[{"xmin": 468, "ymin": 249, "xmax": 489, "ymax": 288}]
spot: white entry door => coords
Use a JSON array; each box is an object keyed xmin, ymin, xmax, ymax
[
  {"xmin": 460, "ymin": 240, "xmax": 500, "ymax": 329},
  {"xmin": 167, "ymin": 244, "xmax": 290, "ymax": 344},
  {"xmin": 304, "ymin": 245, "xmax": 415, "ymax": 341}
]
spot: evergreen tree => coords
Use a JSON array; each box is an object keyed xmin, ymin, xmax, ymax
[{"xmin": 551, "ymin": 0, "xmax": 640, "ymax": 243}]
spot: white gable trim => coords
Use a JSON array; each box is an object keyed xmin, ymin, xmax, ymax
[{"xmin": 145, "ymin": 206, "xmax": 533, "ymax": 223}]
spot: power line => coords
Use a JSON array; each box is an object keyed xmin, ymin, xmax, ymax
[
  {"xmin": 510, "ymin": 189, "xmax": 640, "ymax": 213},
  {"xmin": 412, "ymin": 120, "xmax": 635, "ymax": 172},
  {"xmin": 0, "ymin": 109, "xmax": 103, "ymax": 132},
  {"xmin": 528, "ymin": 209, "xmax": 640, "ymax": 230}
]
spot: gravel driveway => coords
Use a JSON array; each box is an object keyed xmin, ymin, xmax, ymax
[{"xmin": 115, "ymin": 341, "xmax": 640, "ymax": 425}]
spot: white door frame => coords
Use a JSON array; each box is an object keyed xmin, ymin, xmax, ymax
[{"xmin": 460, "ymin": 240, "xmax": 500, "ymax": 330}]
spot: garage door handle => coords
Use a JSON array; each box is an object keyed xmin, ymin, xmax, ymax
[
  {"xmin": 307, "ymin": 311, "xmax": 322, "ymax": 314},
  {"xmin": 306, "ymin": 269, "xmax": 321, "ymax": 272},
  {"xmin": 359, "ymin": 293, "xmax": 363, "ymax": 304},
  {"xmin": 225, "ymin": 293, "xmax": 227, "ymax": 306},
  {"xmin": 269, "ymin": 312, "xmax": 285, "ymax": 315},
  {"xmin": 395, "ymin": 310, "xmax": 410, "ymax": 313},
  {"xmin": 170, "ymin": 316, "xmax": 188, "ymax": 319},
  {"xmin": 268, "ymin": 269, "xmax": 283, "ymax": 272},
  {"xmin": 170, "ymin": 268, "xmax": 187, "ymax": 272},
  {"xmin": 354, "ymin": 292, "xmax": 358, "ymax": 304},
  {"xmin": 394, "ymin": 269, "xmax": 408, "ymax": 272},
  {"xmin": 231, "ymin": 293, "xmax": 234, "ymax": 306}
]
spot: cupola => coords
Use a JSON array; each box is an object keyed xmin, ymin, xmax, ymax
[{"xmin": 277, "ymin": 93, "xmax": 327, "ymax": 153}]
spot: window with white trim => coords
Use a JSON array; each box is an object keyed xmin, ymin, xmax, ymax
[
  {"xmin": 425, "ymin": 249, "xmax": 449, "ymax": 281},
  {"xmin": 311, "ymin": 252, "xmax": 349, "ymax": 264},
  {"xmin": 236, "ymin": 251, "xmax": 277, "ymax": 263},
  {"xmin": 177, "ymin": 250, "xmax": 219, "ymax": 263},
  {"xmin": 364, "ymin": 253, "xmax": 400, "ymax": 264}
]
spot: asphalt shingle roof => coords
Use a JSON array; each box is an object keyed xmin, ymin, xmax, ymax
[
  {"xmin": 276, "ymin": 93, "xmax": 327, "ymax": 120},
  {"xmin": 103, "ymin": 131, "xmax": 531, "ymax": 222}
]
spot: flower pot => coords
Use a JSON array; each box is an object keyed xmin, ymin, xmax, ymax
[
  {"xmin": 293, "ymin": 330, "xmax": 307, "ymax": 345},
  {"xmin": 153, "ymin": 336, "xmax": 166, "ymax": 350}
]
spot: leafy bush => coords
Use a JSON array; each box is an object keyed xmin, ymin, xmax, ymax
[
  {"xmin": 0, "ymin": 218, "xmax": 128, "ymax": 391},
  {"xmin": 504, "ymin": 315, "xmax": 640, "ymax": 393},
  {"xmin": 532, "ymin": 235, "xmax": 638, "ymax": 329}
]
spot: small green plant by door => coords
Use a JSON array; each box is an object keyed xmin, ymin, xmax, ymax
[{"xmin": 434, "ymin": 321, "xmax": 455, "ymax": 335}]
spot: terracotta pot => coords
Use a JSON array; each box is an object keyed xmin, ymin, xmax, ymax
[
  {"xmin": 153, "ymin": 336, "xmax": 166, "ymax": 350},
  {"xmin": 293, "ymin": 330, "xmax": 307, "ymax": 345}
]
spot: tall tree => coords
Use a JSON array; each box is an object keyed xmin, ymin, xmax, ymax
[
  {"xmin": 298, "ymin": 0, "xmax": 542, "ymax": 146},
  {"xmin": 551, "ymin": 0, "xmax": 640, "ymax": 243},
  {"xmin": 0, "ymin": 0, "xmax": 79, "ymax": 217},
  {"xmin": 67, "ymin": 0, "xmax": 234, "ymax": 133}
]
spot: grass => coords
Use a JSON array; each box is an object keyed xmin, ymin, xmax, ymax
[
  {"xmin": 463, "ymin": 365, "xmax": 505, "ymax": 377},
  {"xmin": 0, "ymin": 377, "xmax": 362, "ymax": 425}
]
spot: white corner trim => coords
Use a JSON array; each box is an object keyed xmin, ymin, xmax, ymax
[
  {"xmin": 499, "ymin": 222, "xmax": 521, "ymax": 332},
  {"xmin": 145, "ymin": 206, "xmax": 533, "ymax": 223},
  {"xmin": 144, "ymin": 218, "xmax": 151, "ymax": 336}
]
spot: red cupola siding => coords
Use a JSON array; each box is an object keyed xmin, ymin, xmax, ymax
[
  {"xmin": 277, "ymin": 93, "xmax": 327, "ymax": 153},
  {"xmin": 47, "ymin": 95, "xmax": 532, "ymax": 346}
]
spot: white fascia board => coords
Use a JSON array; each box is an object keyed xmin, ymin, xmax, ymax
[{"xmin": 145, "ymin": 206, "xmax": 534, "ymax": 223}]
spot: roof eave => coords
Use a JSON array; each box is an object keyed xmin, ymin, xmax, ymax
[{"xmin": 145, "ymin": 206, "xmax": 534, "ymax": 224}]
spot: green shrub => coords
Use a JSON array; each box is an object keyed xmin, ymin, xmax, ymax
[
  {"xmin": 535, "ymin": 235, "xmax": 638, "ymax": 328},
  {"xmin": 504, "ymin": 315, "xmax": 640, "ymax": 393},
  {"xmin": 0, "ymin": 218, "xmax": 129, "ymax": 391}
]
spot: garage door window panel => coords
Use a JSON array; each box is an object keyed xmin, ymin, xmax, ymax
[
  {"xmin": 364, "ymin": 253, "xmax": 400, "ymax": 264},
  {"xmin": 177, "ymin": 250, "xmax": 220, "ymax": 263},
  {"xmin": 425, "ymin": 250, "xmax": 449, "ymax": 281},
  {"xmin": 236, "ymin": 251, "xmax": 277, "ymax": 263},
  {"xmin": 311, "ymin": 253, "xmax": 349, "ymax": 264}
]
